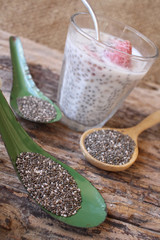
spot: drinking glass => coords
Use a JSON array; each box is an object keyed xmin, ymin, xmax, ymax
[{"xmin": 57, "ymin": 12, "xmax": 158, "ymax": 131}]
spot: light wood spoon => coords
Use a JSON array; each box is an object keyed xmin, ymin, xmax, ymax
[{"xmin": 80, "ymin": 110, "xmax": 160, "ymax": 171}]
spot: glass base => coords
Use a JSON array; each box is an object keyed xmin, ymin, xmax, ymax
[{"xmin": 59, "ymin": 106, "xmax": 120, "ymax": 132}]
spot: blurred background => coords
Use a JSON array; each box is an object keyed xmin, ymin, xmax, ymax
[{"xmin": 0, "ymin": 0, "xmax": 159, "ymax": 86}]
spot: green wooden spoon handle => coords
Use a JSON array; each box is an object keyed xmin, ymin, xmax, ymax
[{"xmin": 9, "ymin": 36, "xmax": 37, "ymax": 90}]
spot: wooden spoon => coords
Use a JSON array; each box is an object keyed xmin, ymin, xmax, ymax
[
  {"xmin": 80, "ymin": 110, "xmax": 160, "ymax": 171},
  {"xmin": 9, "ymin": 36, "xmax": 62, "ymax": 123},
  {"xmin": 0, "ymin": 90, "xmax": 106, "ymax": 228}
]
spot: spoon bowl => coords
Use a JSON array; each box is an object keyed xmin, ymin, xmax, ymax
[
  {"xmin": 0, "ymin": 90, "xmax": 107, "ymax": 228},
  {"xmin": 9, "ymin": 36, "xmax": 62, "ymax": 123},
  {"xmin": 80, "ymin": 111, "xmax": 160, "ymax": 171}
]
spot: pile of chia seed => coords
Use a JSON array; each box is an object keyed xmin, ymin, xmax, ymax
[
  {"xmin": 16, "ymin": 152, "xmax": 81, "ymax": 217},
  {"xmin": 17, "ymin": 96, "xmax": 57, "ymax": 122},
  {"xmin": 84, "ymin": 129, "xmax": 136, "ymax": 165}
]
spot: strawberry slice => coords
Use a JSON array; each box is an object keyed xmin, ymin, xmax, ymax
[{"xmin": 105, "ymin": 40, "xmax": 132, "ymax": 68}]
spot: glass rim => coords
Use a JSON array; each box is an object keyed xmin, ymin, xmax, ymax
[{"xmin": 71, "ymin": 12, "xmax": 159, "ymax": 61}]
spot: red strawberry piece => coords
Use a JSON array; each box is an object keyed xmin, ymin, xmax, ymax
[{"xmin": 105, "ymin": 40, "xmax": 132, "ymax": 68}]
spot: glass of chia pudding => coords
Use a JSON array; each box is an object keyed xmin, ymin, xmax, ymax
[{"xmin": 57, "ymin": 12, "xmax": 158, "ymax": 131}]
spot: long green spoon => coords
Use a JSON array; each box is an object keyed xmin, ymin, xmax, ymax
[
  {"xmin": 0, "ymin": 90, "xmax": 107, "ymax": 228},
  {"xmin": 9, "ymin": 36, "xmax": 62, "ymax": 123}
]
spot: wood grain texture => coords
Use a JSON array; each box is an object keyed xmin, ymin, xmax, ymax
[{"xmin": 0, "ymin": 30, "xmax": 160, "ymax": 240}]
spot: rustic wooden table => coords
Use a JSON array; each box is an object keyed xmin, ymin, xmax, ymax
[{"xmin": 0, "ymin": 30, "xmax": 160, "ymax": 240}]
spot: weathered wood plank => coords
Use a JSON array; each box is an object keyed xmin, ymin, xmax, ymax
[
  {"xmin": 0, "ymin": 29, "xmax": 160, "ymax": 239},
  {"xmin": 0, "ymin": 185, "xmax": 160, "ymax": 240}
]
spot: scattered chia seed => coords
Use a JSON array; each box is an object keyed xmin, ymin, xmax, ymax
[
  {"xmin": 84, "ymin": 129, "xmax": 136, "ymax": 165},
  {"xmin": 17, "ymin": 96, "xmax": 57, "ymax": 122},
  {"xmin": 16, "ymin": 152, "xmax": 81, "ymax": 217}
]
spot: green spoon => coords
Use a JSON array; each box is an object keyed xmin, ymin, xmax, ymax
[
  {"xmin": 9, "ymin": 36, "xmax": 62, "ymax": 123},
  {"xmin": 0, "ymin": 90, "xmax": 107, "ymax": 228}
]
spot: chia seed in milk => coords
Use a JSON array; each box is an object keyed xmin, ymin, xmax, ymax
[{"xmin": 58, "ymin": 29, "xmax": 147, "ymax": 129}]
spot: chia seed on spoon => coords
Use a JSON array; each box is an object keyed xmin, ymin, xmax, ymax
[
  {"xmin": 16, "ymin": 152, "xmax": 82, "ymax": 217},
  {"xmin": 84, "ymin": 129, "xmax": 136, "ymax": 165},
  {"xmin": 17, "ymin": 96, "xmax": 57, "ymax": 122}
]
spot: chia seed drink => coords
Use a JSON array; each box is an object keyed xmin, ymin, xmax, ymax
[{"xmin": 57, "ymin": 13, "xmax": 158, "ymax": 131}]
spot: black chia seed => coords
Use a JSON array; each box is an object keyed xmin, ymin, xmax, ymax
[
  {"xmin": 16, "ymin": 152, "xmax": 81, "ymax": 217},
  {"xmin": 17, "ymin": 96, "xmax": 57, "ymax": 122},
  {"xmin": 84, "ymin": 129, "xmax": 136, "ymax": 165}
]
